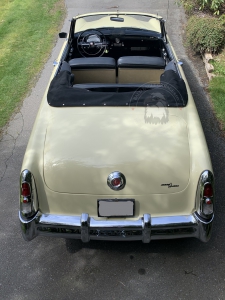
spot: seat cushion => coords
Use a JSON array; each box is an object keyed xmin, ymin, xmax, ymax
[
  {"xmin": 118, "ymin": 56, "xmax": 165, "ymax": 69},
  {"xmin": 69, "ymin": 57, "xmax": 116, "ymax": 69}
]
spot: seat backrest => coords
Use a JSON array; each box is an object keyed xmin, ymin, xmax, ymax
[
  {"xmin": 117, "ymin": 56, "xmax": 165, "ymax": 84},
  {"xmin": 69, "ymin": 57, "xmax": 116, "ymax": 84}
]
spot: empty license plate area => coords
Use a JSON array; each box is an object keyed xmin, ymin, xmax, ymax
[{"xmin": 98, "ymin": 199, "xmax": 135, "ymax": 217}]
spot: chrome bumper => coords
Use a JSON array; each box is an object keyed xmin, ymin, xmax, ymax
[{"xmin": 19, "ymin": 211, "xmax": 213, "ymax": 243}]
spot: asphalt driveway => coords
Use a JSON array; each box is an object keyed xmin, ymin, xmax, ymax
[{"xmin": 1, "ymin": 1, "xmax": 225, "ymax": 299}]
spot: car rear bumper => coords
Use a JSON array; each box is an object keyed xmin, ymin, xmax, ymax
[{"xmin": 19, "ymin": 211, "xmax": 213, "ymax": 243}]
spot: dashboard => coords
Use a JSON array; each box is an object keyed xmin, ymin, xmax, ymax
[{"xmin": 69, "ymin": 29, "xmax": 165, "ymax": 59}]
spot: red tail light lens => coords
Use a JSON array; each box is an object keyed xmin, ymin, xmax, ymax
[
  {"xmin": 20, "ymin": 170, "xmax": 39, "ymax": 218},
  {"xmin": 112, "ymin": 178, "xmax": 121, "ymax": 186},
  {"xmin": 21, "ymin": 182, "xmax": 31, "ymax": 197},
  {"xmin": 203, "ymin": 183, "xmax": 213, "ymax": 198},
  {"xmin": 196, "ymin": 170, "xmax": 214, "ymax": 221}
]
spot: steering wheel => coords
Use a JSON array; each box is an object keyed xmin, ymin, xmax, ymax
[{"xmin": 77, "ymin": 29, "xmax": 108, "ymax": 57}]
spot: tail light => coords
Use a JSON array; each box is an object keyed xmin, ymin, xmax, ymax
[
  {"xmin": 196, "ymin": 170, "xmax": 214, "ymax": 220},
  {"xmin": 20, "ymin": 170, "xmax": 38, "ymax": 218},
  {"xmin": 21, "ymin": 182, "xmax": 31, "ymax": 199}
]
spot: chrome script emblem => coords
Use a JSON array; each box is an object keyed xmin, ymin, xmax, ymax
[
  {"xmin": 161, "ymin": 183, "xmax": 179, "ymax": 188},
  {"xmin": 107, "ymin": 171, "xmax": 126, "ymax": 191}
]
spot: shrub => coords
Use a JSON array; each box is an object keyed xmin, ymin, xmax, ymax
[
  {"xmin": 177, "ymin": 0, "xmax": 225, "ymax": 15},
  {"xmin": 186, "ymin": 16, "xmax": 225, "ymax": 53},
  {"xmin": 197, "ymin": 0, "xmax": 224, "ymax": 15}
]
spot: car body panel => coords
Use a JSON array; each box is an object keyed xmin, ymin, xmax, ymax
[{"xmin": 44, "ymin": 107, "xmax": 190, "ymax": 195}]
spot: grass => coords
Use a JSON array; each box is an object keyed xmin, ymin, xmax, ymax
[
  {"xmin": 209, "ymin": 49, "xmax": 225, "ymax": 130},
  {"xmin": 209, "ymin": 77, "xmax": 225, "ymax": 130},
  {"xmin": 0, "ymin": 0, "xmax": 65, "ymax": 130},
  {"xmin": 211, "ymin": 48, "xmax": 225, "ymax": 76}
]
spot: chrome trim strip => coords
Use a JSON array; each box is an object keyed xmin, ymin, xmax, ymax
[
  {"xmin": 151, "ymin": 215, "xmax": 196, "ymax": 227},
  {"xmin": 194, "ymin": 212, "xmax": 214, "ymax": 225},
  {"xmin": 90, "ymin": 218, "xmax": 143, "ymax": 229},
  {"xmin": 81, "ymin": 213, "xmax": 90, "ymax": 243},
  {"xmin": 19, "ymin": 212, "xmax": 38, "ymax": 241},
  {"xmin": 142, "ymin": 214, "xmax": 151, "ymax": 243},
  {"xmin": 19, "ymin": 211, "xmax": 213, "ymax": 243},
  {"xmin": 39, "ymin": 214, "xmax": 81, "ymax": 227}
]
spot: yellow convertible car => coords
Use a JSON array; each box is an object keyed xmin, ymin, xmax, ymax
[{"xmin": 19, "ymin": 12, "xmax": 214, "ymax": 243}]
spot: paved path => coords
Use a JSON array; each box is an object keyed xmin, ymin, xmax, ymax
[{"xmin": 1, "ymin": 1, "xmax": 225, "ymax": 299}]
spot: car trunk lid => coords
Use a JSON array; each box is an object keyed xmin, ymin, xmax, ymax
[{"xmin": 44, "ymin": 107, "xmax": 190, "ymax": 195}]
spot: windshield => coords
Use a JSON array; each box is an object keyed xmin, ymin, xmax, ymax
[{"xmin": 75, "ymin": 13, "xmax": 162, "ymax": 34}]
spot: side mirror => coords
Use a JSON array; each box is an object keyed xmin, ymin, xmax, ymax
[{"xmin": 59, "ymin": 32, "xmax": 67, "ymax": 38}]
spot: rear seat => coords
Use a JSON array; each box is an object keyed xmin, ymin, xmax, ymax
[
  {"xmin": 117, "ymin": 56, "xmax": 165, "ymax": 84},
  {"xmin": 69, "ymin": 57, "xmax": 116, "ymax": 84}
]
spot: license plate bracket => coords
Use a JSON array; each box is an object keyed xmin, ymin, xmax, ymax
[{"xmin": 97, "ymin": 199, "xmax": 135, "ymax": 217}]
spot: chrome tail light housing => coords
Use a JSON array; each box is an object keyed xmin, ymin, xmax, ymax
[
  {"xmin": 20, "ymin": 170, "xmax": 39, "ymax": 218},
  {"xmin": 196, "ymin": 170, "xmax": 214, "ymax": 220}
]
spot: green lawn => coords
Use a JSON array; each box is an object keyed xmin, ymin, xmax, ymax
[
  {"xmin": 209, "ymin": 49, "xmax": 225, "ymax": 130},
  {"xmin": 209, "ymin": 76, "xmax": 225, "ymax": 130},
  {"xmin": 0, "ymin": 0, "xmax": 65, "ymax": 130}
]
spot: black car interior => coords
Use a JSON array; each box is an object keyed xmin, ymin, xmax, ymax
[{"xmin": 48, "ymin": 26, "xmax": 188, "ymax": 107}]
